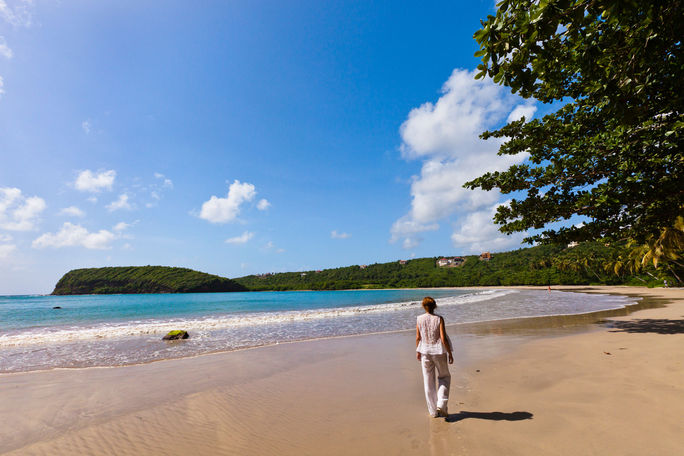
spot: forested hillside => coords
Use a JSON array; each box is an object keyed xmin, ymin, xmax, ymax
[
  {"xmin": 51, "ymin": 242, "xmax": 673, "ymax": 295},
  {"xmin": 235, "ymin": 242, "xmax": 662, "ymax": 291},
  {"xmin": 52, "ymin": 266, "xmax": 247, "ymax": 295}
]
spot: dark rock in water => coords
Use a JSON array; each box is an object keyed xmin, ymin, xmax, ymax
[
  {"xmin": 52, "ymin": 306, "xmax": 62, "ymax": 309},
  {"xmin": 163, "ymin": 330, "xmax": 189, "ymax": 340}
]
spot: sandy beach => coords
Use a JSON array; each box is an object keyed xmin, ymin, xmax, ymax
[{"xmin": 1, "ymin": 286, "xmax": 682, "ymax": 455}]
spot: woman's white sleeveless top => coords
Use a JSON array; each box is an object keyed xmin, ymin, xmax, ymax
[{"xmin": 416, "ymin": 313, "xmax": 446, "ymax": 355}]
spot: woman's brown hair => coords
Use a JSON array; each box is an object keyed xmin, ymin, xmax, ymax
[{"xmin": 422, "ymin": 296, "xmax": 436, "ymax": 313}]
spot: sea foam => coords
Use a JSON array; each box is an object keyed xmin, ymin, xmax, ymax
[{"xmin": 0, "ymin": 290, "xmax": 511, "ymax": 347}]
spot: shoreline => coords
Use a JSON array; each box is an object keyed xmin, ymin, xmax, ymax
[
  {"xmin": 3, "ymin": 283, "xmax": 670, "ymax": 297},
  {"xmin": 451, "ymin": 286, "xmax": 683, "ymax": 455},
  {"xmin": 1, "ymin": 287, "xmax": 641, "ymax": 375},
  {"xmin": 1, "ymin": 286, "xmax": 681, "ymax": 454}
]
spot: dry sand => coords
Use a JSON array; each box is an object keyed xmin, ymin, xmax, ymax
[{"xmin": 1, "ymin": 286, "xmax": 682, "ymax": 455}]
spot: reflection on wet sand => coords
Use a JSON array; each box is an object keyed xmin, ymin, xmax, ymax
[{"xmin": 448, "ymin": 292, "xmax": 666, "ymax": 338}]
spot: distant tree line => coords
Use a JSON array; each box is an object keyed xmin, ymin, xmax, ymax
[
  {"xmin": 51, "ymin": 242, "xmax": 678, "ymax": 296},
  {"xmin": 234, "ymin": 242, "xmax": 674, "ymax": 291}
]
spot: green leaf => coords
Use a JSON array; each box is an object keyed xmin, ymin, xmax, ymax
[{"xmin": 467, "ymin": 0, "xmax": 683, "ymax": 246}]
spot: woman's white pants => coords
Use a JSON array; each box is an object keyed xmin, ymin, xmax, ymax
[{"xmin": 420, "ymin": 353, "xmax": 450, "ymax": 416}]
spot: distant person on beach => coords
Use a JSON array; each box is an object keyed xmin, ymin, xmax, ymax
[{"xmin": 416, "ymin": 296, "xmax": 453, "ymax": 418}]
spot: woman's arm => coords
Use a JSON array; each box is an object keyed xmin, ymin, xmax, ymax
[
  {"xmin": 416, "ymin": 324, "xmax": 421, "ymax": 361},
  {"xmin": 439, "ymin": 317, "xmax": 454, "ymax": 364}
]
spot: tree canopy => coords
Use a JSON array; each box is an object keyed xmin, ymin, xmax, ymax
[
  {"xmin": 465, "ymin": 0, "xmax": 683, "ymax": 246},
  {"xmin": 235, "ymin": 242, "xmax": 664, "ymax": 291},
  {"xmin": 52, "ymin": 266, "xmax": 247, "ymax": 295}
]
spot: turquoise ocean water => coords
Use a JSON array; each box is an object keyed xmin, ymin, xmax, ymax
[{"xmin": 0, "ymin": 288, "xmax": 637, "ymax": 373}]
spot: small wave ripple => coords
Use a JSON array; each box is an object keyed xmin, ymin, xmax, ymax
[{"xmin": 0, "ymin": 290, "xmax": 511, "ymax": 348}]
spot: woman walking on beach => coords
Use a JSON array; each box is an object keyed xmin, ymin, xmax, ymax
[{"xmin": 416, "ymin": 296, "xmax": 453, "ymax": 418}]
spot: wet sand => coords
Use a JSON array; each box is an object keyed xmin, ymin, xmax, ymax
[
  {"xmin": 1, "ymin": 286, "xmax": 682, "ymax": 455},
  {"xmin": 454, "ymin": 286, "xmax": 684, "ymax": 455}
]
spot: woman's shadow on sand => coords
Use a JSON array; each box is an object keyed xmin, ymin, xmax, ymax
[{"xmin": 445, "ymin": 411, "xmax": 533, "ymax": 423}]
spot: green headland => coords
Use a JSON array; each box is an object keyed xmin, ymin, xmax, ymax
[
  {"xmin": 52, "ymin": 241, "xmax": 673, "ymax": 295},
  {"xmin": 51, "ymin": 266, "xmax": 247, "ymax": 295}
]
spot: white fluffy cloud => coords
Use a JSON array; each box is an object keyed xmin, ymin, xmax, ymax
[
  {"xmin": 0, "ymin": 242, "xmax": 15, "ymax": 258},
  {"xmin": 256, "ymin": 199, "xmax": 271, "ymax": 211},
  {"xmin": 74, "ymin": 169, "xmax": 116, "ymax": 193},
  {"xmin": 225, "ymin": 231, "xmax": 254, "ymax": 245},
  {"xmin": 450, "ymin": 203, "xmax": 526, "ymax": 253},
  {"xmin": 390, "ymin": 215, "xmax": 439, "ymax": 247},
  {"xmin": 81, "ymin": 120, "xmax": 91, "ymax": 134},
  {"xmin": 0, "ymin": 0, "xmax": 34, "ymax": 27},
  {"xmin": 0, "ymin": 36, "xmax": 12, "ymax": 59},
  {"xmin": 112, "ymin": 221, "xmax": 131, "ymax": 232},
  {"xmin": 59, "ymin": 206, "xmax": 85, "ymax": 217},
  {"xmin": 331, "ymin": 230, "xmax": 351, "ymax": 239},
  {"xmin": 507, "ymin": 103, "xmax": 537, "ymax": 123},
  {"xmin": 0, "ymin": 187, "xmax": 46, "ymax": 231},
  {"xmin": 199, "ymin": 180, "xmax": 257, "ymax": 223},
  {"xmin": 392, "ymin": 69, "xmax": 535, "ymax": 250},
  {"xmin": 106, "ymin": 194, "xmax": 132, "ymax": 212},
  {"xmin": 32, "ymin": 222, "xmax": 117, "ymax": 250}
]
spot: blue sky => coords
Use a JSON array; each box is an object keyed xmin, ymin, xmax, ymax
[{"xmin": 1, "ymin": 0, "xmax": 548, "ymax": 294}]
